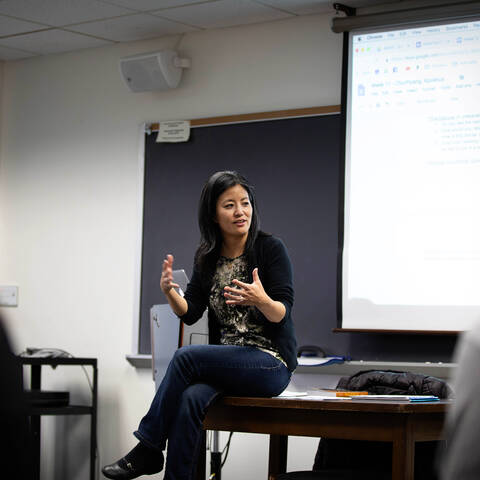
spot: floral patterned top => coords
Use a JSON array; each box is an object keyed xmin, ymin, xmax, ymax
[{"xmin": 209, "ymin": 254, "xmax": 285, "ymax": 365}]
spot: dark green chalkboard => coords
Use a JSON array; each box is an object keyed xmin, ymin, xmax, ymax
[{"xmin": 139, "ymin": 110, "xmax": 457, "ymax": 362}]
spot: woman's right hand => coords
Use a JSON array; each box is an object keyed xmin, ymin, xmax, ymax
[{"xmin": 160, "ymin": 254, "xmax": 180, "ymax": 295}]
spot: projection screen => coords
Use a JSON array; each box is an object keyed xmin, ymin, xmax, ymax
[{"xmin": 342, "ymin": 17, "xmax": 480, "ymax": 332}]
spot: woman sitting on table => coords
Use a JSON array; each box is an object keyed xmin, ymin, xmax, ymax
[{"xmin": 102, "ymin": 170, "xmax": 297, "ymax": 480}]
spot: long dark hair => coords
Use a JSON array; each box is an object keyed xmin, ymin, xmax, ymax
[{"xmin": 195, "ymin": 171, "xmax": 260, "ymax": 272}]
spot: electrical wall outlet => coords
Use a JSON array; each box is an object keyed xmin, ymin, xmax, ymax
[{"xmin": 0, "ymin": 286, "xmax": 18, "ymax": 307}]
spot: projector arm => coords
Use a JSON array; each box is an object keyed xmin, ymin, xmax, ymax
[{"xmin": 333, "ymin": 3, "xmax": 357, "ymax": 16}]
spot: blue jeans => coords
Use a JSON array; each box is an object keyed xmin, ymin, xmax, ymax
[{"xmin": 134, "ymin": 344, "xmax": 291, "ymax": 480}]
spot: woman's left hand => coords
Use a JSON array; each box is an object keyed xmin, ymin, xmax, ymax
[{"xmin": 224, "ymin": 268, "xmax": 268, "ymax": 307}]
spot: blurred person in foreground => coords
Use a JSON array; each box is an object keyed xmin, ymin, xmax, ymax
[
  {"xmin": 440, "ymin": 320, "xmax": 480, "ymax": 480},
  {"xmin": 0, "ymin": 315, "xmax": 31, "ymax": 479}
]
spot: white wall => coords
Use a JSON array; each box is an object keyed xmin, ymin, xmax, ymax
[{"xmin": 0, "ymin": 14, "xmax": 342, "ymax": 480}]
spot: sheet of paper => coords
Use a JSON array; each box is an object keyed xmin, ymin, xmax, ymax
[
  {"xmin": 277, "ymin": 391, "xmax": 308, "ymax": 398},
  {"xmin": 277, "ymin": 391, "xmax": 353, "ymax": 400},
  {"xmin": 303, "ymin": 395, "xmax": 351, "ymax": 401},
  {"xmin": 156, "ymin": 120, "xmax": 190, "ymax": 142}
]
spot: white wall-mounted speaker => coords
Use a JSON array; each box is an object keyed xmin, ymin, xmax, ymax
[{"xmin": 119, "ymin": 50, "xmax": 190, "ymax": 93}]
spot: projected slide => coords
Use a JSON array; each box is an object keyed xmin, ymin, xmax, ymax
[{"xmin": 343, "ymin": 19, "xmax": 480, "ymax": 331}]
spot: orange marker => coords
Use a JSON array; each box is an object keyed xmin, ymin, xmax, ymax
[{"xmin": 336, "ymin": 391, "xmax": 369, "ymax": 397}]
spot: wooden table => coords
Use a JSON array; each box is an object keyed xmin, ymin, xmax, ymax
[{"xmin": 199, "ymin": 396, "xmax": 450, "ymax": 480}]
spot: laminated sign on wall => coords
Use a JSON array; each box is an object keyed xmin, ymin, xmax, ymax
[{"xmin": 156, "ymin": 120, "xmax": 190, "ymax": 143}]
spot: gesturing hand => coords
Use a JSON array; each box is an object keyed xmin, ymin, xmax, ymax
[
  {"xmin": 224, "ymin": 268, "xmax": 268, "ymax": 307},
  {"xmin": 160, "ymin": 254, "xmax": 180, "ymax": 294}
]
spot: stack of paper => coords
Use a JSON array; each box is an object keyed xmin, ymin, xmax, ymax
[{"xmin": 350, "ymin": 395, "xmax": 439, "ymax": 402}]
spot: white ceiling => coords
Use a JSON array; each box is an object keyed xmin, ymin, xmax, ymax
[{"xmin": 0, "ymin": 0, "xmax": 395, "ymax": 61}]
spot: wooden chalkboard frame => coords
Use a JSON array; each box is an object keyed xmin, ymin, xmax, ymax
[{"xmin": 148, "ymin": 105, "xmax": 341, "ymax": 131}]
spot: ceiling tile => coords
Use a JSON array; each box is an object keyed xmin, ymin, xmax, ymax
[
  {"xmin": 153, "ymin": 0, "xmax": 293, "ymax": 29},
  {"xmin": 0, "ymin": 29, "xmax": 113, "ymax": 55},
  {"xmin": 0, "ymin": 14, "xmax": 47, "ymax": 36},
  {"xmin": 256, "ymin": 0, "xmax": 333, "ymax": 15},
  {"xmin": 67, "ymin": 13, "xmax": 197, "ymax": 42},
  {"xmin": 0, "ymin": 44, "xmax": 36, "ymax": 61},
  {"xmin": 99, "ymin": 0, "xmax": 210, "ymax": 11},
  {"xmin": 0, "ymin": 0, "xmax": 134, "ymax": 27},
  {"xmin": 0, "ymin": 0, "xmax": 402, "ymax": 61}
]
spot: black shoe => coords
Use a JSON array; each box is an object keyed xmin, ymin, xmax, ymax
[
  {"xmin": 101, "ymin": 458, "xmax": 146, "ymax": 480},
  {"xmin": 102, "ymin": 443, "xmax": 164, "ymax": 479}
]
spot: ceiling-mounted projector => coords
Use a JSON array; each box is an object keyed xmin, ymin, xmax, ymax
[{"xmin": 119, "ymin": 50, "xmax": 190, "ymax": 92}]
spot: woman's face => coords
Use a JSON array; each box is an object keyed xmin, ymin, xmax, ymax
[{"xmin": 215, "ymin": 184, "xmax": 252, "ymax": 240}]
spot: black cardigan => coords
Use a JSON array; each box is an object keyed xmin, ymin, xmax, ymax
[{"xmin": 179, "ymin": 234, "xmax": 298, "ymax": 372}]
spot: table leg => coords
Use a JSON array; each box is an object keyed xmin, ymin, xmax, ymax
[
  {"xmin": 90, "ymin": 364, "xmax": 98, "ymax": 480},
  {"xmin": 31, "ymin": 364, "xmax": 42, "ymax": 480},
  {"xmin": 268, "ymin": 434, "xmax": 288, "ymax": 480},
  {"xmin": 392, "ymin": 423, "xmax": 415, "ymax": 480},
  {"xmin": 30, "ymin": 415, "xmax": 41, "ymax": 480},
  {"xmin": 195, "ymin": 431, "xmax": 207, "ymax": 480}
]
